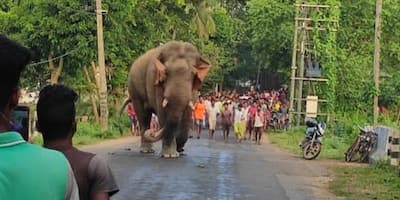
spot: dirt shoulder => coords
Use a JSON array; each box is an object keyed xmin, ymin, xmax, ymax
[
  {"xmin": 80, "ymin": 135, "xmax": 141, "ymax": 154},
  {"xmin": 262, "ymin": 134, "xmax": 348, "ymax": 200}
]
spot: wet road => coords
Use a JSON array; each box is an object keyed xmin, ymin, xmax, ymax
[{"xmin": 85, "ymin": 131, "xmax": 338, "ymax": 200}]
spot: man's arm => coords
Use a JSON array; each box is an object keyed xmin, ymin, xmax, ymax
[
  {"xmin": 65, "ymin": 162, "xmax": 80, "ymax": 200},
  {"xmin": 89, "ymin": 155, "xmax": 119, "ymax": 200}
]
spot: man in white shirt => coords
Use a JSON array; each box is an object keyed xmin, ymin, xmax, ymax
[{"xmin": 207, "ymin": 99, "xmax": 219, "ymax": 139}]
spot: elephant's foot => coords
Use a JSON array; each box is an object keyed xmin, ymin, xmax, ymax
[
  {"xmin": 140, "ymin": 142, "xmax": 155, "ymax": 154},
  {"xmin": 161, "ymin": 142, "xmax": 179, "ymax": 158},
  {"xmin": 160, "ymin": 149, "xmax": 180, "ymax": 158}
]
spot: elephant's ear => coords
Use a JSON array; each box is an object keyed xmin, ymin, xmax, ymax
[
  {"xmin": 154, "ymin": 59, "xmax": 167, "ymax": 85},
  {"xmin": 192, "ymin": 57, "xmax": 211, "ymax": 91}
]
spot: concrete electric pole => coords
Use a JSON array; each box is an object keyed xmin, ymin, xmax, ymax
[
  {"xmin": 96, "ymin": 0, "xmax": 109, "ymax": 131},
  {"xmin": 373, "ymin": 0, "xmax": 382, "ymax": 125}
]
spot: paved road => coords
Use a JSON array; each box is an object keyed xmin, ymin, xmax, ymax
[{"xmin": 85, "ymin": 131, "xmax": 339, "ymax": 200}]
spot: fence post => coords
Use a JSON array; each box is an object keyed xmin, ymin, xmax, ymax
[{"xmin": 390, "ymin": 130, "xmax": 399, "ymax": 166}]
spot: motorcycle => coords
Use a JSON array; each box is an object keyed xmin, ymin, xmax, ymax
[
  {"xmin": 344, "ymin": 126, "xmax": 378, "ymax": 162},
  {"xmin": 299, "ymin": 118, "xmax": 326, "ymax": 160},
  {"xmin": 269, "ymin": 111, "xmax": 279, "ymax": 130}
]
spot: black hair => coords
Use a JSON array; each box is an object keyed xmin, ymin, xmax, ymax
[
  {"xmin": 37, "ymin": 84, "xmax": 78, "ymax": 140},
  {"xmin": 0, "ymin": 35, "xmax": 31, "ymax": 111}
]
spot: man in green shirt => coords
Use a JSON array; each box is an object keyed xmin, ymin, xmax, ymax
[{"xmin": 0, "ymin": 35, "xmax": 79, "ymax": 200}]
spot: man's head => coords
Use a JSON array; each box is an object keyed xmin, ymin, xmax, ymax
[
  {"xmin": 37, "ymin": 84, "xmax": 78, "ymax": 140},
  {"xmin": 0, "ymin": 35, "xmax": 31, "ymax": 117},
  {"xmin": 211, "ymin": 99, "xmax": 215, "ymax": 106}
]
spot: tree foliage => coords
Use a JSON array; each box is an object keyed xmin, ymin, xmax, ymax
[{"xmin": 2, "ymin": 0, "xmax": 400, "ymax": 119}]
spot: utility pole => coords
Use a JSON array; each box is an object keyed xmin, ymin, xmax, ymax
[
  {"xmin": 256, "ymin": 64, "xmax": 261, "ymax": 90},
  {"xmin": 96, "ymin": 0, "xmax": 109, "ymax": 131},
  {"xmin": 373, "ymin": 0, "xmax": 382, "ymax": 125},
  {"xmin": 289, "ymin": 4, "xmax": 299, "ymax": 126},
  {"xmin": 296, "ymin": 20, "xmax": 306, "ymax": 125}
]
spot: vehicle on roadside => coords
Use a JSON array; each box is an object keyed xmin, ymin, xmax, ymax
[
  {"xmin": 269, "ymin": 112, "xmax": 289, "ymax": 130},
  {"xmin": 299, "ymin": 118, "xmax": 326, "ymax": 160},
  {"xmin": 344, "ymin": 126, "xmax": 378, "ymax": 163},
  {"xmin": 268, "ymin": 111, "xmax": 279, "ymax": 130}
]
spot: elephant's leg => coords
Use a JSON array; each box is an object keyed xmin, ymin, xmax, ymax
[
  {"xmin": 160, "ymin": 120, "xmax": 179, "ymax": 158},
  {"xmin": 161, "ymin": 138, "xmax": 179, "ymax": 158},
  {"xmin": 132, "ymin": 99, "xmax": 154, "ymax": 153},
  {"xmin": 176, "ymin": 107, "xmax": 191, "ymax": 153}
]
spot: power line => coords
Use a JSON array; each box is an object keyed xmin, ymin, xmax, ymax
[{"xmin": 28, "ymin": 41, "xmax": 91, "ymax": 67}]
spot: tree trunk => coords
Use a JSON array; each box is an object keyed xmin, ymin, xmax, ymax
[
  {"xmin": 83, "ymin": 65, "xmax": 100, "ymax": 123},
  {"xmin": 48, "ymin": 52, "xmax": 63, "ymax": 84},
  {"xmin": 91, "ymin": 61, "xmax": 100, "ymax": 96},
  {"xmin": 172, "ymin": 28, "xmax": 177, "ymax": 40},
  {"xmin": 112, "ymin": 87, "xmax": 121, "ymax": 107}
]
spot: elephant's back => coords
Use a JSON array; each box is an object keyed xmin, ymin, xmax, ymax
[
  {"xmin": 129, "ymin": 48, "xmax": 158, "ymax": 76},
  {"xmin": 128, "ymin": 48, "xmax": 159, "ymax": 99}
]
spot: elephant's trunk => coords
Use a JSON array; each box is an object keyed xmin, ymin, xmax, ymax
[{"xmin": 143, "ymin": 128, "xmax": 164, "ymax": 143}]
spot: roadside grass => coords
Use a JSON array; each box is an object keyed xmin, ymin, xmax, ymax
[
  {"xmin": 31, "ymin": 115, "xmax": 131, "ymax": 146},
  {"xmin": 267, "ymin": 127, "xmax": 349, "ymax": 160},
  {"xmin": 329, "ymin": 161, "xmax": 400, "ymax": 200}
]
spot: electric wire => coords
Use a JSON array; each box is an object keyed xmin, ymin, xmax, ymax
[{"xmin": 28, "ymin": 41, "xmax": 92, "ymax": 67}]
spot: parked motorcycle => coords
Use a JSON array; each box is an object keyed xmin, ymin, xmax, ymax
[
  {"xmin": 299, "ymin": 118, "xmax": 326, "ymax": 160},
  {"xmin": 268, "ymin": 112, "xmax": 289, "ymax": 130},
  {"xmin": 344, "ymin": 126, "xmax": 378, "ymax": 162},
  {"xmin": 269, "ymin": 112, "xmax": 279, "ymax": 130}
]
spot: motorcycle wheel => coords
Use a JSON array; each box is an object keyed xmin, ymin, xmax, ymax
[
  {"xmin": 345, "ymin": 137, "xmax": 361, "ymax": 162},
  {"xmin": 359, "ymin": 141, "xmax": 373, "ymax": 162},
  {"xmin": 302, "ymin": 142, "xmax": 321, "ymax": 160},
  {"xmin": 273, "ymin": 119, "xmax": 279, "ymax": 130}
]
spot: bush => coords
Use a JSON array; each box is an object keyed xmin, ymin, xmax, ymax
[{"xmin": 76, "ymin": 122, "xmax": 102, "ymax": 137}]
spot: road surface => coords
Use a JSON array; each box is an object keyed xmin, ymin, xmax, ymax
[{"xmin": 84, "ymin": 131, "xmax": 339, "ymax": 200}]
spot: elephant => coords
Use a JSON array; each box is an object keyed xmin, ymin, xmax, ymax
[{"xmin": 120, "ymin": 41, "xmax": 211, "ymax": 158}]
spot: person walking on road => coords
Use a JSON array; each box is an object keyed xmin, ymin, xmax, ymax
[
  {"xmin": 220, "ymin": 102, "xmax": 233, "ymax": 143},
  {"xmin": 0, "ymin": 35, "xmax": 79, "ymax": 200},
  {"xmin": 39, "ymin": 84, "xmax": 119, "ymax": 200},
  {"xmin": 207, "ymin": 99, "xmax": 219, "ymax": 139},
  {"xmin": 127, "ymin": 102, "xmax": 139, "ymax": 136},
  {"xmin": 247, "ymin": 101, "xmax": 257, "ymax": 141},
  {"xmin": 233, "ymin": 104, "xmax": 246, "ymax": 143},
  {"xmin": 193, "ymin": 97, "xmax": 206, "ymax": 139},
  {"xmin": 254, "ymin": 106, "xmax": 264, "ymax": 145}
]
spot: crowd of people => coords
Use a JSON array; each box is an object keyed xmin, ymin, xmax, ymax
[
  {"xmin": 127, "ymin": 87, "xmax": 289, "ymax": 146},
  {"xmin": 191, "ymin": 88, "xmax": 289, "ymax": 145},
  {"xmin": 0, "ymin": 35, "xmax": 118, "ymax": 200}
]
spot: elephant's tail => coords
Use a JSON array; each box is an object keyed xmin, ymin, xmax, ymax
[
  {"xmin": 118, "ymin": 98, "xmax": 131, "ymax": 135},
  {"xmin": 119, "ymin": 98, "xmax": 131, "ymax": 117}
]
